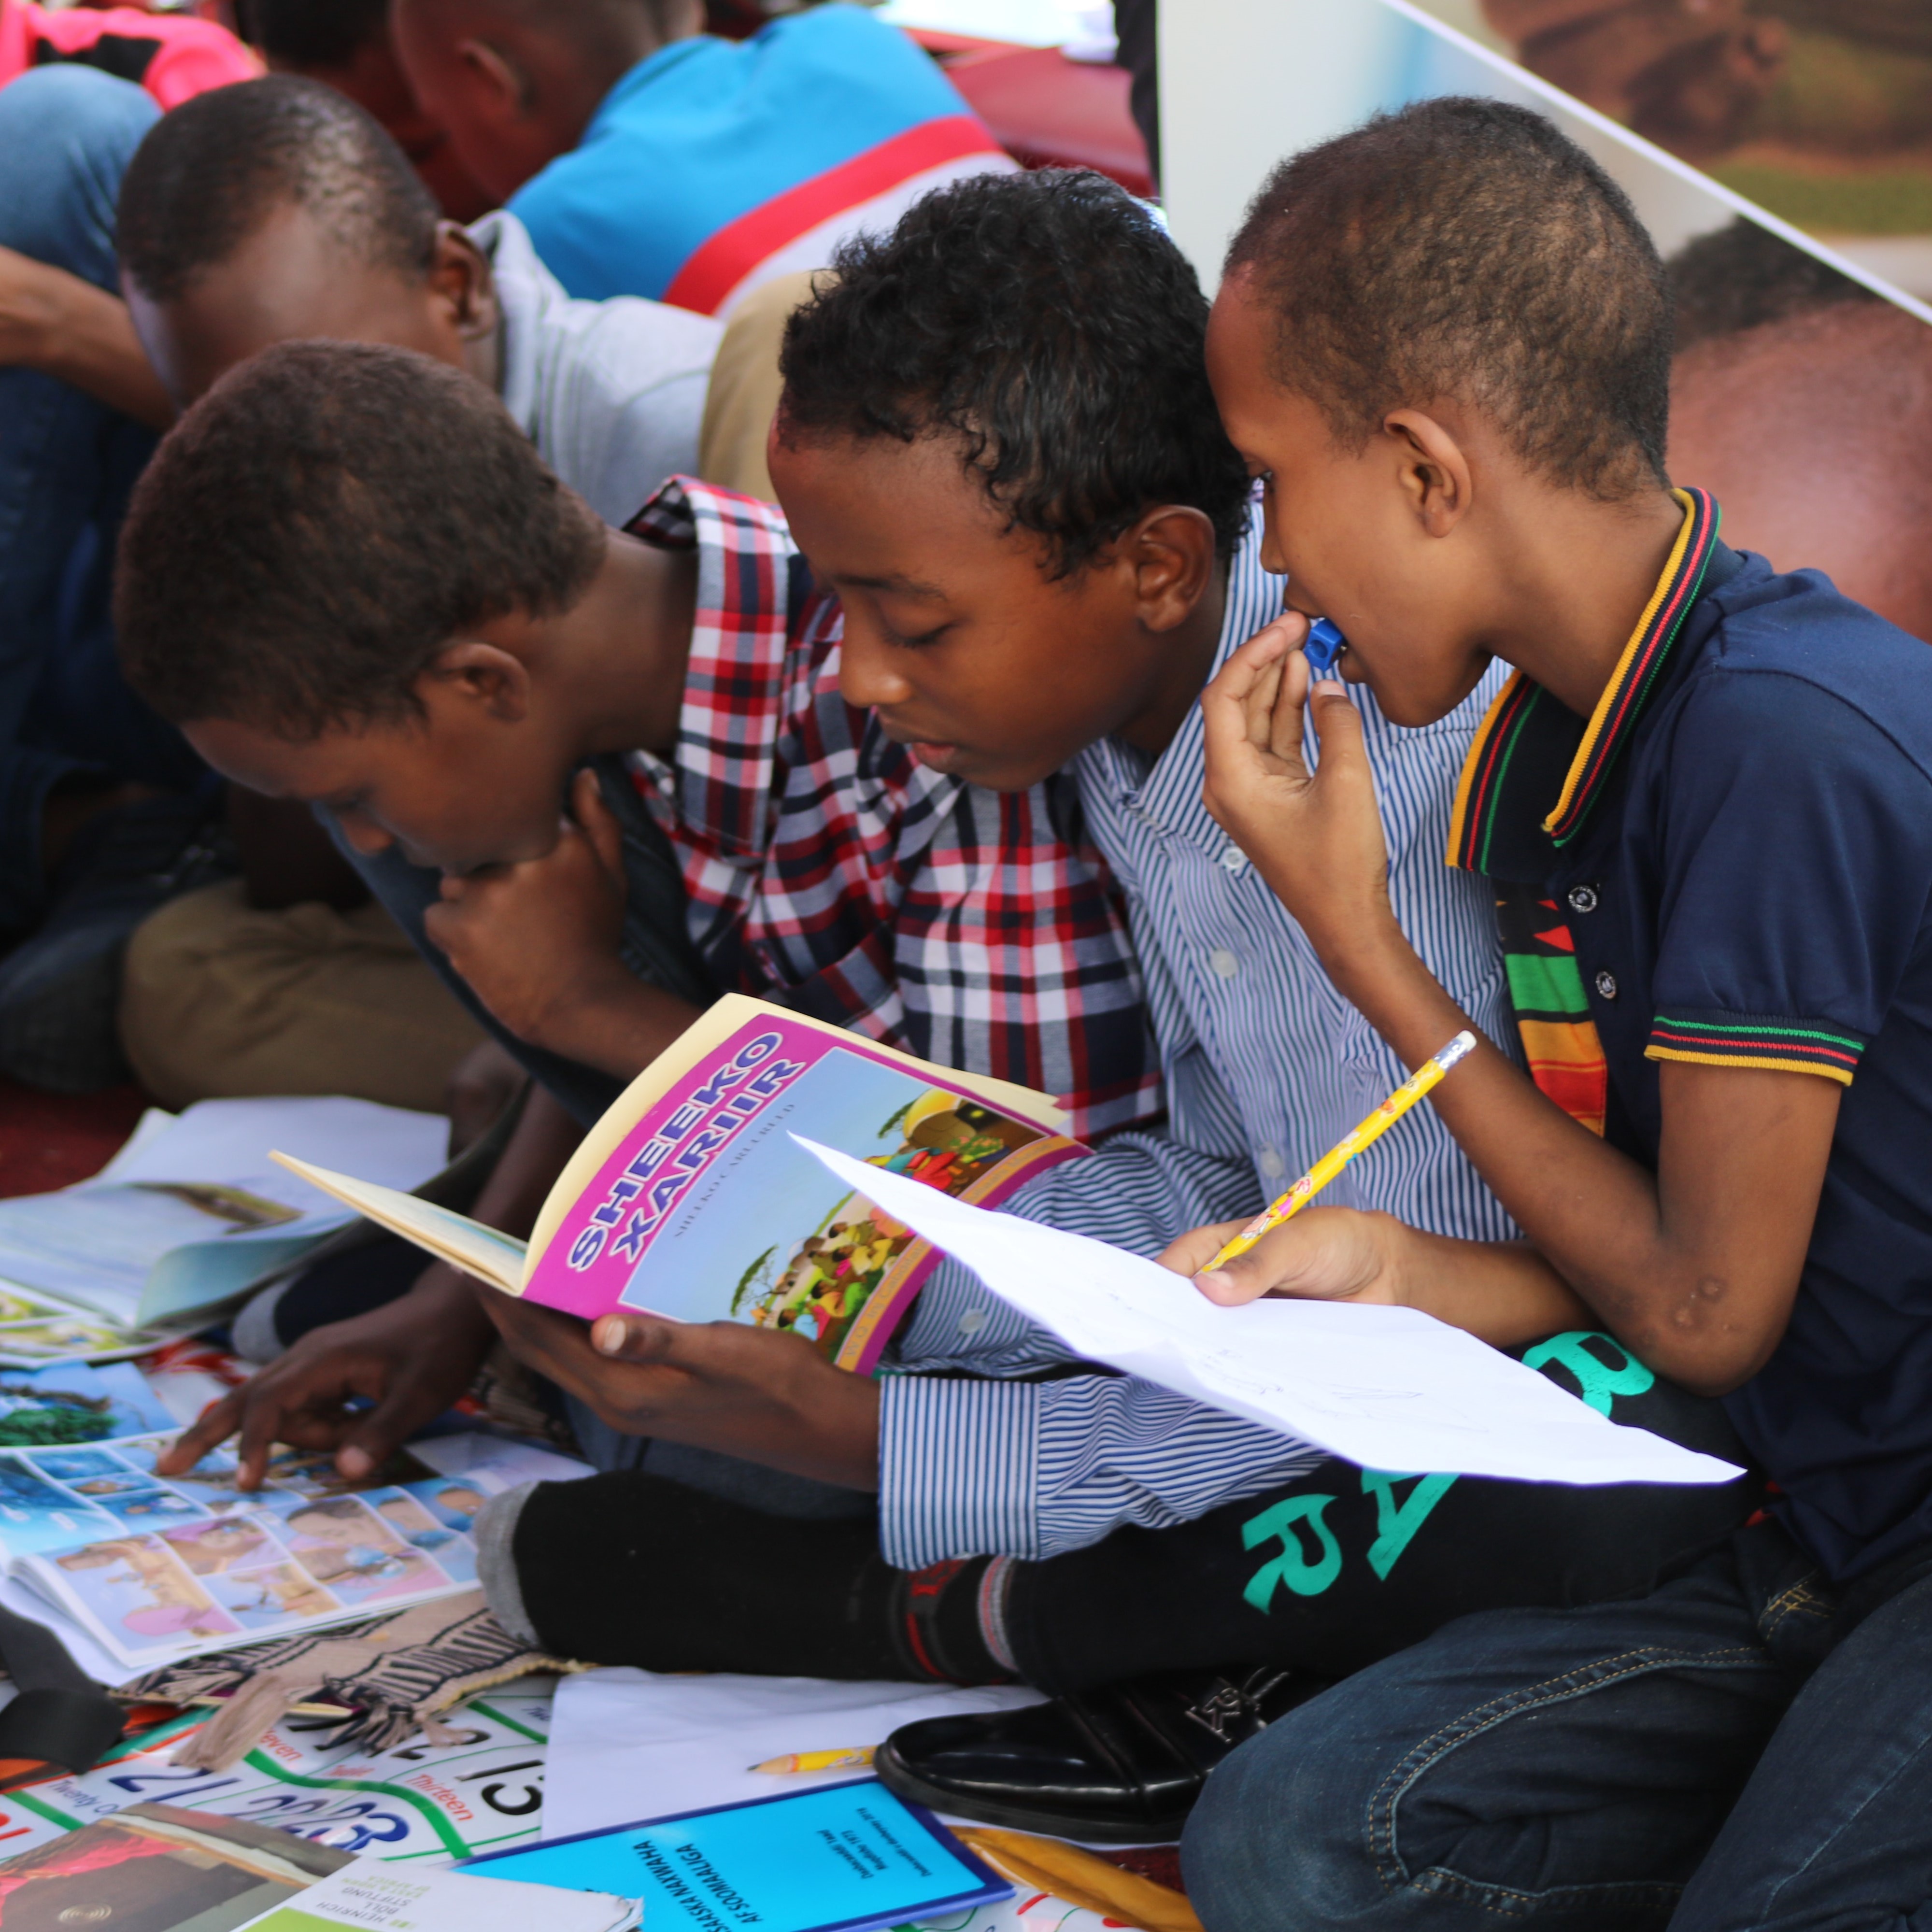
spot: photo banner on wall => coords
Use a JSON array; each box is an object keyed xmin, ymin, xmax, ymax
[{"xmin": 1160, "ymin": 0, "xmax": 1932, "ymax": 321}]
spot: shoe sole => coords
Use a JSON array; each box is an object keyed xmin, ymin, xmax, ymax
[{"xmin": 874, "ymin": 1743, "xmax": 1191, "ymax": 1845}]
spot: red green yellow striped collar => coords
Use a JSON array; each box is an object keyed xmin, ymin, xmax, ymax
[{"xmin": 1447, "ymin": 489, "xmax": 1720, "ymax": 873}]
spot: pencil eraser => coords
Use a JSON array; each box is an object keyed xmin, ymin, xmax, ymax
[{"xmin": 1304, "ymin": 617, "xmax": 1347, "ymax": 680}]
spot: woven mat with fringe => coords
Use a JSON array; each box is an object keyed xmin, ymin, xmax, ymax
[{"xmin": 114, "ymin": 1591, "xmax": 578, "ymax": 1767}]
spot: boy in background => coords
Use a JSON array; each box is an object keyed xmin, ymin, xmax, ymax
[
  {"xmin": 0, "ymin": 38, "xmax": 254, "ymax": 1090},
  {"xmin": 236, "ymin": 0, "xmax": 494, "ymax": 220},
  {"xmin": 106, "ymin": 73, "xmax": 720, "ymax": 1116},
  {"xmin": 390, "ymin": 0, "xmax": 1013, "ymax": 316},
  {"xmin": 1178, "ymin": 98, "xmax": 1932, "ymax": 1928}
]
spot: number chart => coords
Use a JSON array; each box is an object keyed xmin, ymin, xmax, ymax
[{"xmin": 0, "ymin": 1678, "xmax": 555, "ymax": 1865}]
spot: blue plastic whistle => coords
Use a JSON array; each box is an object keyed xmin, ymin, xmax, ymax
[{"xmin": 1304, "ymin": 617, "xmax": 1347, "ymax": 680}]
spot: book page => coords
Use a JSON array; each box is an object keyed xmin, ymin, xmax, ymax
[
  {"xmin": 519, "ymin": 1002, "xmax": 1083, "ymax": 1372},
  {"xmin": 2, "ymin": 1435, "xmax": 569, "ymax": 1676},
  {"xmin": 265, "ymin": 1161, "xmax": 526, "ymax": 1295}
]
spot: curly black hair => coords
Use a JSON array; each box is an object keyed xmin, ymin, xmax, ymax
[
  {"xmin": 115, "ymin": 341, "xmax": 605, "ymax": 738},
  {"xmin": 1226, "ymin": 98, "xmax": 1672, "ymax": 502},
  {"xmin": 117, "ymin": 76, "xmax": 437, "ymax": 306},
  {"xmin": 778, "ymin": 168, "xmax": 1252, "ymax": 576},
  {"xmin": 1668, "ymin": 217, "xmax": 1877, "ymax": 353}
]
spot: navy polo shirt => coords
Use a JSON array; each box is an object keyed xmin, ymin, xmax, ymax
[{"xmin": 1450, "ymin": 487, "xmax": 1932, "ymax": 1582}]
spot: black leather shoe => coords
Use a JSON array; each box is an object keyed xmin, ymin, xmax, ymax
[{"xmin": 875, "ymin": 1667, "xmax": 1326, "ymax": 1843}]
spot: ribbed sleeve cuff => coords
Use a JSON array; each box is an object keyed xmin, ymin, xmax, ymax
[{"xmin": 879, "ymin": 1373, "xmax": 1043, "ymax": 1570}]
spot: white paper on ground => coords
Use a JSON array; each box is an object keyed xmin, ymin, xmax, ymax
[
  {"xmin": 796, "ymin": 1137, "xmax": 1742, "ymax": 1487},
  {"xmin": 543, "ymin": 1668, "xmax": 1045, "ymax": 1842}
]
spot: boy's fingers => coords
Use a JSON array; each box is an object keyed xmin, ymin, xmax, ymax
[
  {"xmin": 1306, "ymin": 680, "xmax": 1369, "ymax": 775},
  {"xmin": 1157, "ymin": 1219, "xmax": 1249, "ymax": 1276},
  {"xmin": 1270, "ymin": 647, "xmax": 1314, "ymax": 761},
  {"xmin": 1203, "ymin": 629, "xmax": 1308, "ymax": 778},
  {"xmin": 572, "ymin": 769, "xmax": 627, "ymax": 879},
  {"xmin": 1192, "ymin": 1248, "xmax": 1277, "ymax": 1306},
  {"xmin": 156, "ymin": 1392, "xmax": 245, "ymax": 1473}
]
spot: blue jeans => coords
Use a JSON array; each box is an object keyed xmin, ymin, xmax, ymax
[
  {"xmin": 1184, "ymin": 1519, "xmax": 1932, "ymax": 1931},
  {"xmin": 0, "ymin": 67, "xmax": 202, "ymax": 932}
]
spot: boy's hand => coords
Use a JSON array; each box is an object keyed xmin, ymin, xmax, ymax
[
  {"xmin": 156, "ymin": 1264, "xmax": 496, "ymax": 1491},
  {"xmin": 482, "ymin": 1296, "xmax": 881, "ymax": 1492},
  {"xmin": 1161, "ymin": 1207, "xmax": 1411, "ymax": 1309},
  {"xmin": 1200, "ymin": 617, "xmax": 1400, "ymax": 970},
  {"xmin": 426, "ymin": 768, "xmax": 637, "ymax": 1060}
]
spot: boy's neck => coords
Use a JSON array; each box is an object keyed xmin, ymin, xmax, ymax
[
  {"xmin": 550, "ymin": 529, "xmax": 698, "ymax": 760},
  {"xmin": 1116, "ymin": 560, "xmax": 1231, "ymax": 762},
  {"xmin": 1484, "ymin": 485, "xmax": 1688, "ymax": 720}
]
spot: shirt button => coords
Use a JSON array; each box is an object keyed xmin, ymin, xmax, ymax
[
  {"xmin": 957, "ymin": 1308, "xmax": 988, "ymax": 1335},
  {"xmin": 1219, "ymin": 847, "xmax": 1248, "ymax": 875},
  {"xmin": 1594, "ymin": 970, "xmax": 1618, "ymax": 1000},
  {"xmin": 1568, "ymin": 884, "xmax": 1599, "ymax": 915},
  {"xmin": 1209, "ymin": 948, "xmax": 1240, "ymax": 980},
  {"xmin": 1258, "ymin": 1146, "xmax": 1286, "ymax": 1179}
]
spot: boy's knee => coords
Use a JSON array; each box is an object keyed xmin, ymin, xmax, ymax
[
  {"xmin": 0, "ymin": 63, "xmax": 158, "ymax": 160},
  {"xmin": 1184, "ymin": 1690, "xmax": 1397, "ymax": 1932},
  {"xmin": 0, "ymin": 66, "xmax": 157, "ymax": 273}
]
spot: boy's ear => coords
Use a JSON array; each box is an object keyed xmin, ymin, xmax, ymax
[
  {"xmin": 455, "ymin": 36, "xmax": 533, "ymax": 122},
  {"xmin": 421, "ymin": 639, "xmax": 534, "ymax": 723},
  {"xmin": 427, "ymin": 224, "xmax": 499, "ymax": 342},
  {"xmin": 1124, "ymin": 505, "xmax": 1218, "ymax": 633},
  {"xmin": 1384, "ymin": 410, "xmax": 1475, "ymax": 537}
]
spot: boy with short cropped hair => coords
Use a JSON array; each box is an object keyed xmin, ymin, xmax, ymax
[{"xmin": 1177, "ymin": 95, "xmax": 1932, "ymax": 1929}]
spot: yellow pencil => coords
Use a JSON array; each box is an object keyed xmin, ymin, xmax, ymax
[
  {"xmin": 1200, "ymin": 1030, "xmax": 1479, "ymax": 1272},
  {"xmin": 750, "ymin": 1746, "xmax": 877, "ymax": 1775}
]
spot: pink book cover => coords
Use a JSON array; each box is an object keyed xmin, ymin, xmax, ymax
[{"xmin": 522, "ymin": 1013, "xmax": 1086, "ymax": 1375}]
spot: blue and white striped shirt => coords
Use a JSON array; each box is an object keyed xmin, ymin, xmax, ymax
[{"xmin": 876, "ymin": 516, "xmax": 1520, "ymax": 1569}]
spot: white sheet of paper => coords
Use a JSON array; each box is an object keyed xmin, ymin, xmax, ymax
[
  {"xmin": 542, "ymin": 1668, "xmax": 1043, "ymax": 1843},
  {"xmin": 796, "ymin": 1137, "xmax": 1741, "ymax": 1487}
]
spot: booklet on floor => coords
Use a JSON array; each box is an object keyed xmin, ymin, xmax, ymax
[
  {"xmin": 228, "ymin": 1856, "xmax": 637, "ymax": 1932},
  {"xmin": 0, "ymin": 1432, "xmax": 574, "ymax": 1676},
  {"xmin": 274, "ymin": 996, "xmax": 1084, "ymax": 1377},
  {"xmin": 0, "ymin": 1801, "xmax": 351, "ymax": 1931},
  {"xmin": 461, "ymin": 1778, "xmax": 1011, "ymax": 1932},
  {"xmin": 0, "ymin": 1095, "xmax": 450, "ymax": 1340}
]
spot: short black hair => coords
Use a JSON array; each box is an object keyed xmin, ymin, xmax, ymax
[
  {"xmin": 1226, "ymin": 97, "xmax": 1671, "ymax": 501},
  {"xmin": 1668, "ymin": 217, "xmax": 1878, "ymax": 353},
  {"xmin": 117, "ymin": 75, "xmax": 437, "ymax": 305},
  {"xmin": 778, "ymin": 168, "xmax": 1252, "ymax": 575},
  {"xmin": 234, "ymin": 0, "xmax": 388, "ymax": 69},
  {"xmin": 116, "ymin": 341, "xmax": 605, "ymax": 738}
]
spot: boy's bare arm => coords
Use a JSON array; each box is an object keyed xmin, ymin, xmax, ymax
[
  {"xmin": 1196, "ymin": 623, "xmax": 1839, "ymax": 1395},
  {"xmin": 0, "ymin": 245, "xmax": 174, "ymax": 430},
  {"xmin": 426, "ymin": 766, "xmax": 703, "ymax": 1080}
]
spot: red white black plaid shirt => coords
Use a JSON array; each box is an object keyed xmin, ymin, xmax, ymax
[{"xmin": 624, "ymin": 479, "xmax": 1162, "ymax": 1141}]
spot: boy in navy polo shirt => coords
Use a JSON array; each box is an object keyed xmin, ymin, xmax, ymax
[{"xmin": 1173, "ymin": 98, "xmax": 1932, "ymax": 1931}]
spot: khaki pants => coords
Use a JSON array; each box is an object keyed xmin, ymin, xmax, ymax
[{"xmin": 119, "ymin": 879, "xmax": 485, "ymax": 1113}]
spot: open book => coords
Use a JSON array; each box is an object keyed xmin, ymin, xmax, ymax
[
  {"xmin": 273, "ymin": 998, "xmax": 1086, "ymax": 1376},
  {"xmin": 3, "ymin": 1432, "xmax": 580, "ymax": 1677}
]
